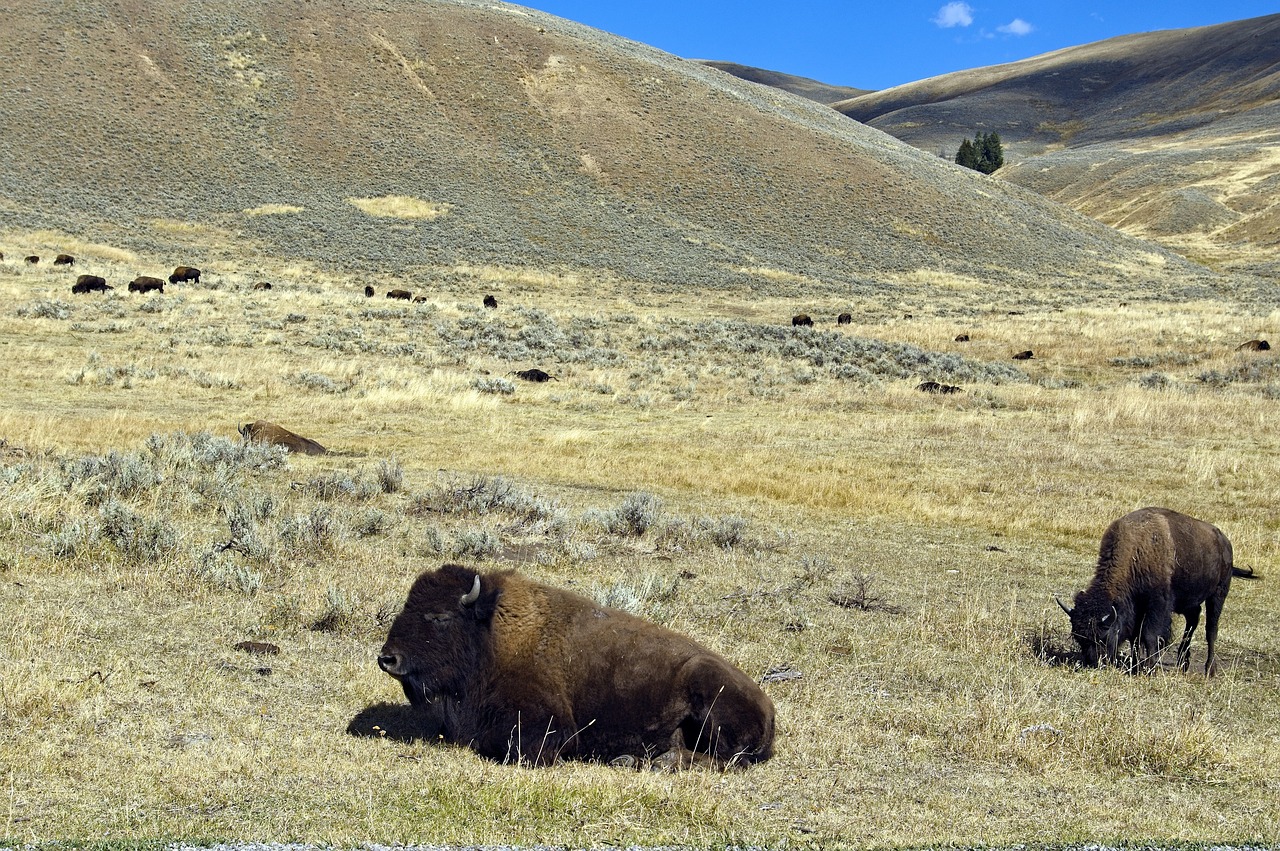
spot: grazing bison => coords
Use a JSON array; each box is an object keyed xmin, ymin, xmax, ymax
[
  {"xmin": 71, "ymin": 275, "xmax": 112, "ymax": 294},
  {"xmin": 954, "ymin": 334, "xmax": 970, "ymax": 342},
  {"xmin": 24, "ymin": 255, "xmax": 39, "ymax": 264},
  {"xmin": 53, "ymin": 254, "xmax": 74, "ymax": 266},
  {"xmin": 1237, "ymin": 339, "xmax": 1270, "ymax": 352},
  {"xmin": 511, "ymin": 368, "xmax": 556, "ymax": 382},
  {"xmin": 238, "ymin": 420, "xmax": 327, "ymax": 456},
  {"xmin": 916, "ymin": 381, "xmax": 962, "ymax": 394},
  {"xmin": 836, "ymin": 312, "xmax": 852, "ymax": 325},
  {"xmin": 791, "ymin": 314, "xmax": 813, "ymax": 327},
  {"xmin": 413, "ymin": 295, "xmax": 428, "ymax": 303},
  {"xmin": 378, "ymin": 564, "xmax": 776, "ymax": 769},
  {"xmin": 364, "ymin": 285, "xmax": 375, "ymax": 297},
  {"xmin": 169, "ymin": 266, "xmax": 201, "ymax": 284},
  {"xmin": 253, "ymin": 281, "xmax": 273, "ymax": 291},
  {"xmin": 1012, "ymin": 350, "xmax": 1034, "ymax": 360},
  {"xmin": 128, "ymin": 276, "xmax": 165, "ymax": 294},
  {"xmin": 1058, "ymin": 507, "xmax": 1249, "ymax": 676},
  {"xmin": 387, "ymin": 289, "xmax": 412, "ymax": 300},
  {"xmin": 483, "ymin": 294, "xmax": 499, "ymax": 309}
]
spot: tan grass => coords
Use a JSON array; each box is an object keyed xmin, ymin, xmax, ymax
[
  {"xmin": 348, "ymin": 195, "xmax": 454, "ymax": 220},
  {"xmin": 1, "ymin": 248, "xmax": 1279, "ymax": 846},
  {"xmin": 244, "ymin": 203, "xmax": 305, "ymax": 216}
]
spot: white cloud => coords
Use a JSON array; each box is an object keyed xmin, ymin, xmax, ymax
[
  {"xmin": 932, "ymin": 2, "xmax": 974, "ymax": 28},
  {"xmin": 997, "ymin": 18, "xmax": 1034, "ymax": 36}
]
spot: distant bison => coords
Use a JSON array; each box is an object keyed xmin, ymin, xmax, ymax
[
  {"xmin": 836, "ymin": 313, "xmax": 852, "ymax": 325},
  {"xmin": 916, "ymin": 381, "xmax": 962, "ymax": 394},
  {"xmin": 483, "ymin": 294, "xmax": 498, "ymax": 309},
  {"xmin": 1058, "ymin": 507, "xmax": 1250, "ymax": 676},
  {"xmin": 169, "ymin": 266, "xmax": 201, "ymax": 284},
  {"xmin": 128, "ymin": 276, "xmax": 165, "ymax": 294},
  {"xmin": 24, "ymin": 255, "xmax": 39, "ymax": 264},
  {"xmin": 954, "ymin": 334, "xmax": 970, "ymax": 342},
  {"xmin": 1012, "ymin": 350, "xmax": 1034, "ymax": 360},
  {"xmin": 253, "ymin": 281, "xmax": 273, "ymax": 291},
  {"xmin": 71, "ymin": 275, "xmax": 112, "ymax": 294},
  {"xmin": 53, "ymin": 254, "xmax": 74, "ymax": 266},
  {"xmin": 387, "ymin": 289, "xmax": 412, "ymax": 300},
  {"xmin": 1236, "ymin": 339, "xmax": 1270, "ymax": 352},
  {"xmin": 791, "ymin": 314, "xmax": 813, "ymax": 327},
  {"xmin": 413, "ymin": 295, "xmax": 428, "ymax": 303},
  {"xmin": 511, "ymin": 368, "xmax": 556, "ymax": 383},
  {"xmin": 364, "ymin": 285, "xmax": 375, "ymax": 297},
  {"xmin": 378, "ymin": 564, "xmax": 776, "ymax": 769},
  {"xmin": 238, "ymin": 420, "xmax": 327, "ymax": 456}
]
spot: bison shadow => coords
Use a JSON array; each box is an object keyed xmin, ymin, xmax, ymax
[{"xmin": 347, "ymin": 701, "xmax": 443, "ymax": 743}]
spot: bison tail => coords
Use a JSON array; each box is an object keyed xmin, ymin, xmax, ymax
[{"xmin": 1232, "ymin": 566, "xmax": 1260, "ymax": 580}]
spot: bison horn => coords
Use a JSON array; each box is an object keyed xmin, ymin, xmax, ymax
[
  {"xmin": 1055, "ymin": 597, "xmax": 1072, "ymax": 616},
  {"xmin": 460, "ymin": 575, "xmax": 481, "ymax": 606}
]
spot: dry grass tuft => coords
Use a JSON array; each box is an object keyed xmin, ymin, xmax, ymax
[{"xmin": 347, "ymin": 195, "xmax": 454, "ymax": 220}]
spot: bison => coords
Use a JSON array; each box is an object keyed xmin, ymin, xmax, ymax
[
  {"xmin": 237, "ymin": 420, "xmax": 327, "ymax": 456},
  {"xmin": 791, "ymin": 314, "xmax": 813, "ymax": 327},
  {"xmin": 364, "ymin": 285, "xmax": 375, "ymax": 297},
  {"xmin": 483, "ymin": 294, "xmax": 499, "ymax": 309},
  {"xmin": 387, "ymin": 289, "xmax": 412, "ymax": 300},
  {"xmin": 71, "ymin": 275, "xmax": 112, "ymax": 294},
  {"xmin": 378, "ymin": 564, "xmax": 776, "ymax": 769},
  {"xmin": 253, "ymin": 281, "xmax": 273, "ymax": 291},
  {"xmin": 954, "ymin": 334, "xmax": 970, "ymax": 342},
  {"xmin": 169, "ymin": 265, "xmax": 201, "ymax": 284},
  {"xmin": 128, "ymin": 276, "xmax": 165, "ymax": 294},
  {"xmin": 511, "ymin": 368, "xmax": 556, "ymax": 382},
  {"xmin": 916, "ymin": 381, "xmax": 962, "ymax": 394},
  {"xmin": 1058, "ymin": 507, "xmax": 1251, "ymax": 676},
  {"xmin": 1012, "ymin": 350, "xmax": 1034, "ymax": 360},
  {"xmin": 24, "ymin": 255, "xmax": 39, "ymax": 264},
  {"xmin": 53, "ymin": 254, "xmax": 74, "ymax": 266},
  {"xmin": 1237, "ymin": 339, "xmax": 1270, "ymax": 352},
  {"xmin": 836, "ymin": 312, "xmax": 852, "ymax": 325}
]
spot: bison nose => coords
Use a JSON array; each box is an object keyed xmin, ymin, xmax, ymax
[{"xmin": 378, "ymin": 652, "xmax": 403, "ymax": 674}]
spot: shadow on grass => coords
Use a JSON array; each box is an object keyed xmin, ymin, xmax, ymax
[{"xmin": 346, "ymin": 701, "xmax": 443, "ymax": 743}]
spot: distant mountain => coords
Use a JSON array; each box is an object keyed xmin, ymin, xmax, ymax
[
  {"xmin": 834, "ymin": 14, "xmax": 1280, "ymax": 278},
  {"xmin": 0, "ymin": 0, "xmax": 1210, "ymax": 294},
  {"xmin": 697, "ymin": 61, "xmax": 870, "ymax": 105}
]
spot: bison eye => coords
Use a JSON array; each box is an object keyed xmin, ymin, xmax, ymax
[{"xmin": 423, "ymin": 612, "xmax": 452, "ymax": 624}]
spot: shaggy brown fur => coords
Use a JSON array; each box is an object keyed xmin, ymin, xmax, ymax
[
  {"xmin": 791, "ymin": 314, "xmax": 813, "ymax": 327},
  {"xmin": 378, "ymin": 564, "xmax": 776, "ymax": 769},
  {"xmin": 1060, "ymin": 507, "xmax": 1235, "ymax": 675},
  {"xmin": 1236, "ymin": 339, "xmax": 1270, "ymax": 351},
  {"xmin": 836, "ymin": 312, "xmax": 852, "ymax": 325},
  {"xmin": 53, "ymin": 253, "xmax": 74, "ymax": 265},
  {"xmin": 169, "ymin": 265, "xmax": 201, "ymax": 284},
  {"xmin": 128, "ymin": 276, "xmax": 165, "ymax": 294},
  {"xmin": 386, "ymin": 289, "xmax": 412, "ymax": 300},
  {"xmin": 71, "ymin": 274, "xmax": 111, "ymax": 294},
  {"xmin": 237, "ymin": 420, "xmax": 327, "ymax": 455}
]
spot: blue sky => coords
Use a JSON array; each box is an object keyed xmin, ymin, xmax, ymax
[{"xmin": 514, "ymin": 2, "xmax": 1279, "ymax": 90}]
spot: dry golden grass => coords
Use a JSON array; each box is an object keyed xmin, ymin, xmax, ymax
[
  {"xmin": 1, "ymin": 245, "xmax": 1278, "ymax": 847},
  {"xmin": 347, "ymin": 195, "xmax": 454, "ymax": 220}
]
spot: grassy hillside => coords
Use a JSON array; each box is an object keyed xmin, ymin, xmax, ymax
[{"xmin": 1, "ymin": 251, "xmax": 1278, "ymax": 847}]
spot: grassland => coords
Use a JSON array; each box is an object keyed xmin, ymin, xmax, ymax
[{"xmin": 1, "ymin": 243, "xmax": 1278, "ymax": 849}]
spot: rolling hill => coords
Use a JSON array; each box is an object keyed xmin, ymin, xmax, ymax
[
  {"xmin": 0, "ymin": 0, "xmax": 1217, "ymax": 298},
  {"xmin": 834, "ymin": 14, "xmax": 1280, "ymax": 279}
]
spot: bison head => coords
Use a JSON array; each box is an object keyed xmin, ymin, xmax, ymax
[
  {"xmin": 1058, "ymin": 594, "xmax": 1119, "ymax": 667},
  {"xmin": 378, "ymin": 565, "xmax": 499, "ymax": 707}
]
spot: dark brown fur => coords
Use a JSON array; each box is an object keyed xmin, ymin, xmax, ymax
[
  {"xmin": 364, "ymin": 285, "xmax": 375, "ymax": 297},
  {"xmin": 511, "ymin": 368, "xmax": 556, "ymax": 382},
  {"xmin": 483, "ymin": 294, "xmax": 498, "ymax": 309},
  {"xmin": 24, "ymin": 255, "xmax": 39, "ymax": 264},
  {"xmin": 378, "ymin": 565, "xmax": 776, "ymax": 769},
  {"xmin": 1062, "ymin": 507, "xmax": 1235, "ymax": 675},
  {"xmin": 386, "ymin": 289, "xmax": 412, "ymax": 300},
  {"xmin": 836, "ymin": 312, "xmax": 852, "ymax": 325},
  {"xmin": 253, "ymin": 281, "xmax": 273, "ymax": 291},
  {"xmin": 791, "ymin": 314, "xmax": 813, "ymax": 327},
  {"xmin": 169, "ymin": 265, "xmax": 201, "ymax": 284},
  {"xmin": 238, "ymin": 420, "xmax": 327, "ymax": 455},
  {"xmin": 954, "ymin": 334, "xmax": 970, "ymax": 342},
  {"xmin": 53, "ymin": 254, "xmax": 74, "ymax": 266},
  {"xmin": 128, "ymin": 276, "xmax": 165, "ymax": 294},
  {"xmin": 916, "ymin": 381, "xmax": 962, "ymax": 394},
  {"xmin": 1012, "ymin": 350, "xmax": 1034, "ymax": 360},
  {"xmin": 71, "ymin": 275, "xmax": 111, "ymax": 294},
  {"xmin": 1236, "ymin": 339, "xmax": 1270, "ymax": 351}
]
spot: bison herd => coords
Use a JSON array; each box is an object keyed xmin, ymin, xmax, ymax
[{"xmin": 62, "ymin": 265, "xmax": 200, "ymax": 296}]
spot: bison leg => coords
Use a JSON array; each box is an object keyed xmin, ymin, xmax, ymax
[
  {"xmin": 1135, "ymin": 611, "xmax": 1172, "ymax": 673},
  {"xmin": 1203, "ymin": 589, "xmax": 1228, "ymax": 677},
  {"xmin": 1176, "ymin": 606, "xmax": 1201, "ymax": 673}
]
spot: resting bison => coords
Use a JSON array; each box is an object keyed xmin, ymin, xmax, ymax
[
  {"xmin": 237, "ymin": 420, "xmax": 327, "ymax": 456},
  {"xmin": 483, "ymin": 294, "xmax": 498, "ymax": 309},
  {"xmin": 511, "ymin": 368, "xmax": 556, "ymax": 382},
  {"xmin": 24, "ymin": 255, "xmax": 39, "ymax": 264},
  {"xmin": 954, "ymin": 334, "xmax": 970, "ymax": 342},
  {"xmin": 169, "ymin": 265, "xmax": 201, "ymax": 284},
  {"xmin": 253, "ymin": 281, "xmax": 273, "ymax": 291},
  {"xmin": 1058, "ymin": 507, "xmax": 1250, "ymax": 675},
  {"xmin": 128, "ymin": 276, "xmax": 165, "ymax": 294},
  {"xmin": 916, "ymin": 381, "xmax": 962, "ymax": 394},
  {"xmin": 791, "ymin": 314, "xmax": 813, "ymax": 327},
  {"xmin": 378, "ymin": 564, "xmax": 776, "ymax": 769},
  {"xmin": 53, "ymin": 254, "xmax": 74, "ymax": 266},
  {"xmin": 364, "ymin": 285, "xmax": 375, "ymax": 297},
  {"xmin": 1237, "ymin": 339, "xmax": 1270, "ymax": 352},
  {"xmin": 387, "ymin": 289, "xmax": 412, "ymax": 300},
  {"xmin": 836, "ymin": 312, "xmax": 852, "ymax": 325},
  {"xmin": 71, "ymin": 275, "xmax": 112, "ymax": 294},
  {"xmin": 1012, "ymin": 350, "xmax": 1034, "ymax": 360}
]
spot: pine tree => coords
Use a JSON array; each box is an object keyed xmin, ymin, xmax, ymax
[
  {"xmin": 954, "ymin": 131, "xmax": 1004, "ymax": 174},
  {"xmin": 954, "ymin": 138, "xmax": 978, "ymax": 171}
]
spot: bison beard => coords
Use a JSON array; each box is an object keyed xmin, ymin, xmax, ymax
[
  {"xmin": 1059, "ymin": 507, "xmax": 1236, "ymax": 675},
  {"xmin": 378, "ymin": 565, "xmax": 776, "ymax": 769}
]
